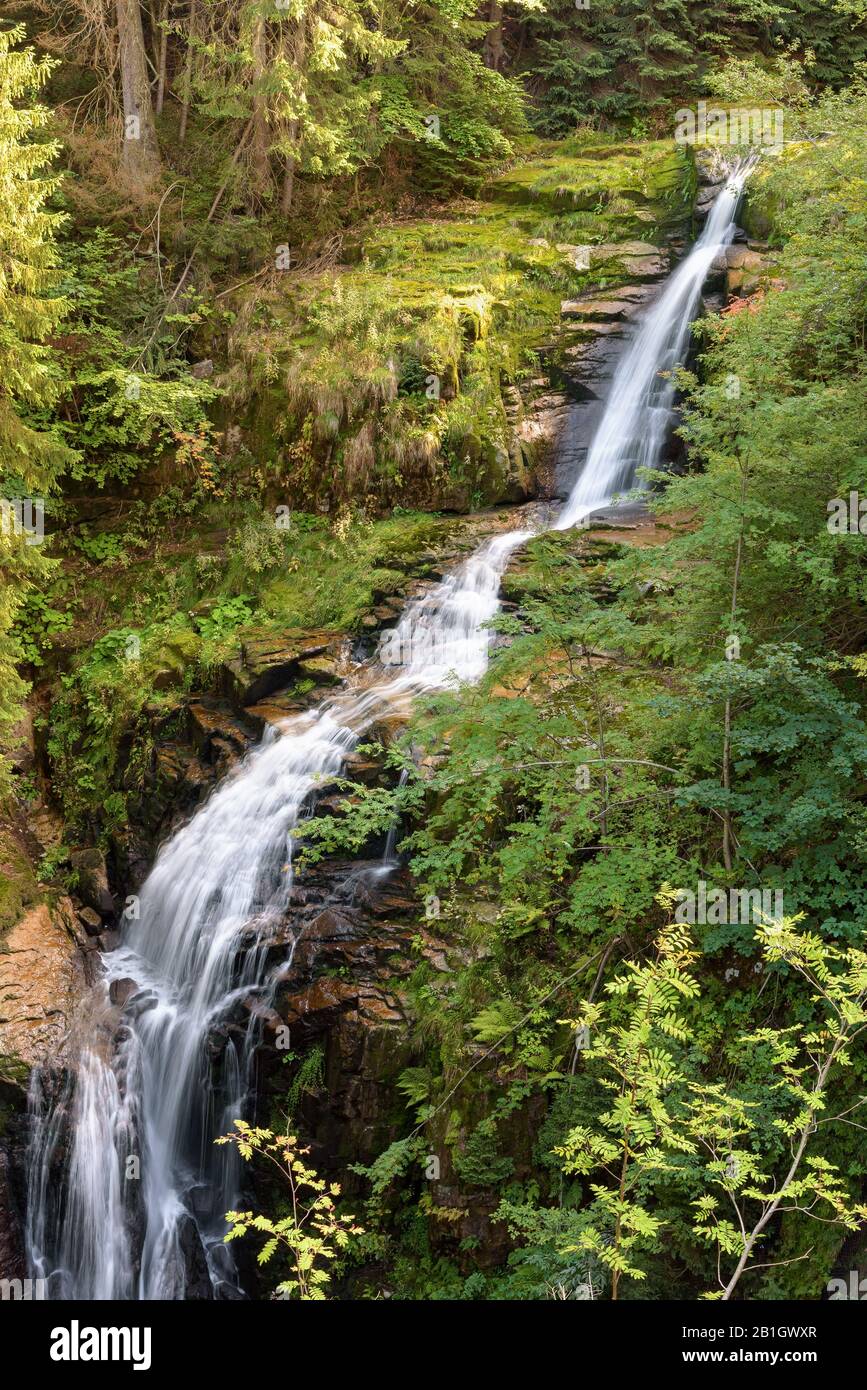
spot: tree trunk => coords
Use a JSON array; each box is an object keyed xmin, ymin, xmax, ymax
[
  {"xmin": 179, "ymin": 0, "xmax": 198, "ymax": 144},
  {"xmin": 483, "ymin": 0, "xmax": 506, "ymax": 71},
  {"xmin": 279, "ymin": 24, "xmax": 302, "ymax": 216},
  {"xmin": 115, "ymin": 0, "xmax": 161, "ymax": 186},
  {"xmin": 155, "ymin": 0, "xmax": 169, "ymax": 116},
  {"xmin": 250, "ymin": 17, "xmax": 271, "ymax": 195},
  {"xmin": 281, "ymin": 118, "xmax": 299, "ymax": 216}
]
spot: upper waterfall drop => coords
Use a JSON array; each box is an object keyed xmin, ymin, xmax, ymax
[{"xmin": 555, "ymin": 158, "xmax": 755, "ymax": 532}]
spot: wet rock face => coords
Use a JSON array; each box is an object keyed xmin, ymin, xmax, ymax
[
  {"xmin": 0, "ymin": 896, "xmax": 88, "ymax": 1280},
  {"xmin": 221, "ymin": 630, "xmax": 345, "ymax": 709},
  {"xmin": 0, "ymin": 900, "xmax": 85, "ymax": 1073},
  {"xmin": 69, "ymin": 848, "xmax": 115, "ymax": 918},
  {"xmin": 253, "ymin": 863, "xmax": 440, "ymax": 1184},
  {"xmin": 186, "ymin": 699, "xmax": 254, "ymax": 763},
  {"xmin": 0, "ymin": 1142, "xmax": 27, "ymax": 1281},
  {"xmin": 538, "ymin": 234, "xmax": 675, "ymax": 501},
  {"xmin": 243, "ymin": 850, "xmax": 543, "ymax": 1279},
  {"xmin": 113, "ymin": 699, "xmax": 258, "ymax": 888},
  {"xmin": 246, "ymin": 853, "xmax": 553, "ymax": 1278},
  {"xmin": 6, "ymin": 710, "xmax": 35, "ymax": 776}
]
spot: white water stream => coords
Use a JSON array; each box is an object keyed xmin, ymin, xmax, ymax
[
  {"xmin": 556, "ymin": 159, "xmax": 753, "ymax": 529},
  {"xmin": 25, "ymin": 166, "xmax": 750, "ymax": 1300}
]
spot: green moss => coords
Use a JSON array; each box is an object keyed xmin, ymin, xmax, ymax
[
  {"xmin": 741, "ymin": 171, "xmax": 782, "ymax": 240},
  {"xmin": 226, "ymin": 139, "xmax": 693, "ymax": 512},
  {"xmin": 258, "ymin": 512, "xmax": 451, "ymax": 632},
  {"xmin": 42, "ymin": 507, "xmax": 457, "ymax": 833},
  {"xmin": 488, "ymin": 140, "xmax": 691, "ymax": 220},
  {"xmin": 0, "ymin": 830, "xmax": 41, "ymax": 942}
]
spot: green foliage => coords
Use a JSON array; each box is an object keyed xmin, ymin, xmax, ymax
[
  {"xmin": 218, "ymin": 1120, "xmax": 364, "ymax": 1299},
  {"xmin": 703, "ymin": 52, "xmax": 814, "ymax": 106},
  {"xmin": 319, "ymin": 87, "xmax": 867, "ymax": 1301},
  {"xmin": 523, "ymin": 0, "xmax": 698, "ymax": 133},
  {"xmin": 452, "ymin": 1126, "xmax": 515, "ymax": 1186},
  {"xmin": 282, "ymin": 1044, "xmax": 325, "ymax": 1118},
  {"xmin": 196, "ymin": 594, "xmax": 254, "ymax": 643},
  {"xmin": 14, "ymin": 586, "xmax": 74, "ymax": 665},
  {"xmin": 0, "ymin": 24, "xmax": 74, "ymax": 775},
  {"xmin": 177, "ymin": 0, "xmax": 528, "ymax": 216},
  {"xmin": 50, "ymin": 228, "xmax": 217, "ymax": 488},
  {"xmin": 72, "ymin": 528, "xmax": 128, "ymax": 565},
  {"xmin": 10, "ymin": 0, "xmax": 867, "ymax": 1311},
  {"xmin": 522, "ymin": 0, "xmax": 867, "ymax": 134},
  {"xmin": 498, "ymin": 912, "xmax": 867, "ymax": 1300},
  {"xmin": 351, "ymin": 1136, "xmax": 426, "ymax": 1204}
]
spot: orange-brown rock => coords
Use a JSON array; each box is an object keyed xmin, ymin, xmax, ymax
[{"xmin": 0, "ymin": 898, "xmax": 85, "ymax": 1071}]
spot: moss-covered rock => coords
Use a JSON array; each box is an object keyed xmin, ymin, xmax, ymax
[
  {"xmin": 0, "ymin": 831, "xmax": 40, "ymax": 943},
  {"xmin": 222, "ymin": 138, "xmax": 694, "ymax": 515}
]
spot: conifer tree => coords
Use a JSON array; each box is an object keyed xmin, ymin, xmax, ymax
[{"xmin": 0, "ymin": 25, "xmax": 73, "ymax": 770}]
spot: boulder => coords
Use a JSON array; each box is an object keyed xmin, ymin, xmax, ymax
[
  {"xmin": 563, "ymin": 321, "xmax": 624, "ymax": 339},
  {"xmin": 76, "ymin": 906, "xmax": 103, "ymax": 937},
  {"xmin": 222, "ymin": 629, "xmax": 340, "ymax": 708},
  {"xmin": 244, "ymin": 693, "xmax": 309, "ymax": 737},
  {"xmin": 69, "ymin": 848, "xmax": 115, "ymax": 918},
  {"xmin": 591, "ymin": 240, "xmax": 659, "ymax": 261},
  {"xmin": 109, "ymin": 977, "xmax": 139, "ymax": 1009},
  {"xmin": 186, "ymin": 699, "xmax": 253, "ymax": 763},
  {"xmin": 295, "ymin": 654, "xmax": 343, "ymax": 687},
  {"xmin": 726, "ymin": 247, "xmax": 766, "ymax": 296},
  {"xmin": 696, "ymin": 183, "xmax": 725, "ymax": 216},
  {"xmin": 617, "ymin": 257, "xmax": 665, "ymax": 283},
  {"xmin": 725, "ymin": 245, "xmax": 764, "ymax": 271},
  {"xmin": 589, "ymin": 243, "xmax": 669, "ymax": 282},
  {"xmin": 561, "ymin": 288, "xmax": 648, "ymax": 322},
  {"xmin": 5, "ymin": 710, "xmax": 35, "ymax": 775}
]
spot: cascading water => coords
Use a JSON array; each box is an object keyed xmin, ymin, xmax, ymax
[
  {"xmin": 26, "ymin": 165, "xmax": 751, "ymax": 1300},
  {"xmin": 25, "ymin": 529, "xmax": 533, "ymax": 1301},
  {"xmin": 556, "ymin": 157, "xmax": 755, "ymax": 530}
]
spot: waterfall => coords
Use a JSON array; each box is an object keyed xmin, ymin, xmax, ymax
[
  {"xmin": 25, "ymin": 529, "xmax": 532, "ymax": 1301},
  {"xmin": 26, "ymin": 167, "xmax": 751, "ymax": 1300},
  {"xmin": 556, "ymin": 158, "xmax": 754, "ymax": 530}
]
